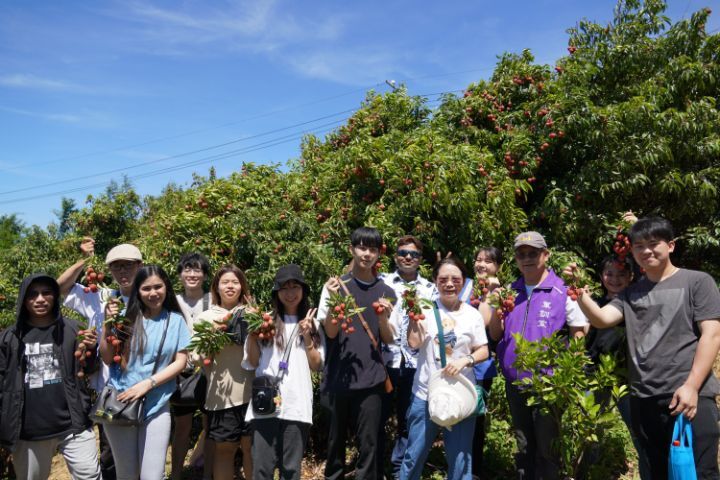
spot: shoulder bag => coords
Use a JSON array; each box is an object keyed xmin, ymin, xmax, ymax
[
  {"xmin": 90, "ymin": 314, "xmax": 169, "ymax": 426},
  {"xmin": 431, "ymin": 304, "xmax": 485, "ymax": 416},
  {"xmin": 170, "ymin": 295, "xmax": 210, "ymax": 407}
]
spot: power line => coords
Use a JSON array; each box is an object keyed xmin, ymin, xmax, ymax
[
  {"xmin": 0, "ymin": 109, "xmax": 356, "ymax": 196},
  {"xmin": 0, "ymin": 96, "xmax": 447, "ymax": 205},
  {"xmin": 0, "ymin": 94, "xmax": 449, "ymax": 197},
  {"xmin": 0, "ymin": 124, "xmax": 340, "ymax": 205},
  {"xmin": 0, "ymin": 66, "xmax": 494, "ymax": 174},
  {"xmin": 0, "ymin": 85, "xmax": 384, "ymax": 173}
]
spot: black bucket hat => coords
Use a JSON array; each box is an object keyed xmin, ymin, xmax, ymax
[{"xmin": 272, "ymin": 264, "xmax": 309, "ymax": 293}]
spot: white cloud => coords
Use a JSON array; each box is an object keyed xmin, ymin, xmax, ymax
[
  {"xmin": 0, "ymin": 74, "xmax": 81, "ymax": 92},
  {"xmin": 0, "ymin": 106, "xmax": 115, "ymax": 128},
  {"xmin": 0, "ymin": 105, "xmax": 81, "ymax": 123},
  {"xmin": 285, "ymin": 48, "xmax": 414, "ymax": 86},
  {"xmin": 111, "ymin": 0, "xmax": 344, "ymax": 55}
]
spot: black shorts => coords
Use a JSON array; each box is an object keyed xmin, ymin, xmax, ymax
[{"xmin": 207, "ymin": 403, "xmax": 252, "ymax": 442}]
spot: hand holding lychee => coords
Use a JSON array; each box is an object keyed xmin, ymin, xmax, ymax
[
  {"xmin": 325, "ymin": 291, "xmax": 364, "ymax": 334},
  {"xmin": 245, "ymin": 308, "xmax": 277, "ymax": 341},
  {"xmin": 489, "ymin": 287, "xmax": 516, "ymax": 319},
  {"xmin": 561, "ymin": 263, "xmax": 593, "ymax": 301},
  {"xmin": 373, "ymin": 297, "xmax": 393, "ymax": 322}
]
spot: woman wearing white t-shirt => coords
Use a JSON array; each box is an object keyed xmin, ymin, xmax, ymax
[
  {"xmin": 172, "ymin": 252, "xmax": 213, "ymax": 480},
  {"xmin": 243, "ymin": 265, "xmax": 323, "ymax": 480},
  {"xmin": 399, "ymin": 258, "xmax": 489, "ymax": 480}
]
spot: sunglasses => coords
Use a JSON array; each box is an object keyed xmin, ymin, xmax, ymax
[
  {"xmin": 514, "ymin": 249, "xmax": 542, "ymax": 260},
  {"xmin": 397, "ymin": 250, "xmax": 422, "ymax": 259}
]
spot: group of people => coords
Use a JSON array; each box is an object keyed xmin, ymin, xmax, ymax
[{"xmin": 0, "ymin": 215, "xmax": 718, "ymax": 480}]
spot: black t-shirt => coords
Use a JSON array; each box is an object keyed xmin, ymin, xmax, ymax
[
  {"xmin": 585, "ymin": 296, "xmax": 626, "ymax": 373},
  {"xmin": 320, "ymin": 275, "xmax": 397, "ymax": 393},
  {"xmin": 20, "ymin": 323, "xmax": 72, "ymax": 440}
]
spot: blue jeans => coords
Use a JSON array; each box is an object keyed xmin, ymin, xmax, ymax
[
  {"xmin": 379, "ymin": 362, "xmax": 416, "ymax": 479},
  {"xmin": 400, "ymin": 394, "xmax": 475, "ymax": 480}
]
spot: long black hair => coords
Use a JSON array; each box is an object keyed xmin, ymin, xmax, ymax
[{"xmin": 125, "ymin": 265, "xmax": 181, "ymax": 357}]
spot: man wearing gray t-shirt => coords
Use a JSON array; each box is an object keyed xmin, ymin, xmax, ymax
[{"xmin": 572, "ymin": 216, "xmax": 720, "ymax": 480}]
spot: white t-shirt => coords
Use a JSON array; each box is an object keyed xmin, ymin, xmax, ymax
[
  {"xmin": 409, "ymin": 302, "xmax": 488, "ymax": 401},
  {"xmin": 64, "ymin": 283, "xmax": 128, "ymax": 392},
  {"xmin": 242, "ymin": 314, "xmax": 325, "ymax": 424}
]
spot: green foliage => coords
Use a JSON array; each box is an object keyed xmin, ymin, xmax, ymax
[
  {"xmin": 512, "ymin": 333, "xmax": 628, "ymax": 478},
  {"xmin": 70, "ymin": 176, "xmax": 142, "ymax": 254},
  {"xmin": 0, "ymin": 1, "xmax": 717, "ymax": 473},
  {"xmin": 0, "ymin": 213, "xmax": 25, "ymax": 250},
  {"xmin": 482, "ymin": 377, "xmax": 517, "ymax": 477},
  {"xmin": 2, "ymin": 0, "xmax": 718, "ymax": 312},
  {"xmin": 54, "ymin": 197, "xmax": 77, "ymax": 238}
]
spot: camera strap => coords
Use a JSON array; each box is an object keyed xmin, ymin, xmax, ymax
[{"xmin": 276, "ymin": 321, "xmax": 300, "ymax": 383}]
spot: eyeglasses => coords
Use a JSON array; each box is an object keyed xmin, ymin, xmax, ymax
[
  {"xmin": 109, "ymin": 261, "xmax": 139, "ymax": 272},
  {"xmin": 397, "ymin": 250, "xmax": 422, "ymax": 259},
  {"xmin": 182, "ymin": 267, "xmax": 204, "ymax": 274}
]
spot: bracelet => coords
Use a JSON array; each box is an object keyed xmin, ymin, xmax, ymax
[
  {"xmin": 465, "ymin": 354, "xmax": 475, "ymax": 367},
  {"xmin": 304, "ymin": 342, "xmax": 314, "ymax": 350}
]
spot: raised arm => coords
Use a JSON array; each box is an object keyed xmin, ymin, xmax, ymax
[
  {"xmin": 244, "ymin": 332, "xmax": 261, "ymax": 369},
  {"xmin": 563, "ymin": 264, "xmax": 623, "ymax": 329},
  {"xmin": 407, "ymin": 314, "xmax": 427, "ymax": 350},
  {"xmin": 488, "ymin": 308, "xmax": 504, "ymax": 342},
  {"xmin": 576, "ymin": 291, "xmax": 624, "ymax": 328},
  {"xmin": 376, "ymin": 296, "xmax": 395, "ymax": 345},
  {"xmin": 57, "ymin": 237, "xmax": 95, "ymax": 296},
  {"xmin": 299, "ymin": 308, "xmax": 323, "ymax": 371},
  {"xmin": 318, "ymin": 278, "xmax": 340, "ymax": 339}
]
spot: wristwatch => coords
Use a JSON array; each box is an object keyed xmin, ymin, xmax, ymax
[
  {"xmin": 149, "ymin": 377, "xmax": 158, "ymax": 389},
  {"xmin": 465, "ymin": 354, "xmax": 475, "ymax": 367}
]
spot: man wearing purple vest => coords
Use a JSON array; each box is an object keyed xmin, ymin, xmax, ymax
[{"xmin": 489, "ymin": 231, "xmax": 587, "ymax": 480}]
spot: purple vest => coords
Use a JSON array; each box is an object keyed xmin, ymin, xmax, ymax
[{"xmin": 496, "ymin": 269, "xmax": 568, "ymax": 381}]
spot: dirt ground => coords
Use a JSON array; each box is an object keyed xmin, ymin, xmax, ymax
[
  {"xmin": 46, "ymin": 435, "xmax": 325, "ymax": 480},
  {"xmin": 42, "ymin": 356, "xmax": 720, "ymax": 479}
]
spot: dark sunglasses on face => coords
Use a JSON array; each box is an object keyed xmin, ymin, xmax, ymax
[
  {"xmin": 514, "ymin": 249, "xmax": 542, "ymax": 260},
  {"xmin": 397, "ymin": 250, "xmax": 422, "ymax": 259}
]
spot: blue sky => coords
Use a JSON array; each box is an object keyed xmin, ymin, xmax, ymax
[{"xmin": 1, "ymin": 0, "xmax": 718, "ymax": 227}]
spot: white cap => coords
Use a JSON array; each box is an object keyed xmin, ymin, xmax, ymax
[
  {"xmin": 427, "ymin": 370, "xmax": 478, "ymax": 428},
  {"xmin": 105, "ymin": 244, "xmax": 142, "ymax": 265}
]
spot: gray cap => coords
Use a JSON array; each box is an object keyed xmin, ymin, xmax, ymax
[
  {"xmin": 513, "ymin": 231, "xmax": 547, "ymax": 250},
  {"xmin": 105, "ymin": 244, "xmax": 143, "ymax": 264}
]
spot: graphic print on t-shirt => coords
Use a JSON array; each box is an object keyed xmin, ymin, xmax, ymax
[
  {"xmin": 434, "ymin": 313, "xmax": 458, "ymax": 360},
  {"xmin": 24, "ymin": 342, "xmax": 62, "ymax": 389}
]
